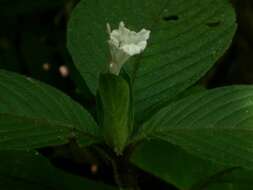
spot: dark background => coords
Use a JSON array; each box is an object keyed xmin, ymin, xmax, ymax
[{"xmin": 0, "ymin": 0, "xmax": 252, "ymax": 189}]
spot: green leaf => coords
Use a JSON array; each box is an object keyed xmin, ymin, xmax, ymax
[
  {"xmin": 0, "ymin": 69, "xmax": 99, "ymax": 149},
  {"xmin": 135, "ymin": 86, "xmax": 253, "ymax": 169},
  {"xmin": 217, "ymin": 168, "xmax": 253, "ymax": 185},
  {"xmin": 131, "ymin": 141, "xmax": 253, "ymax": 190},
  {"xmin": 173, "ymin": 85, "xmax": 207, "ymax": 103},
  {"xmin": 205, "ymin": 183, "xmax": 252, "ymax": 190},
  {"xmin": 0, "ymin": 150, "xmax": 115, "ymax": 190},
  {"xmin": 194, "ymin": 168, "xmax": 253, "ymax": 190},
  {"xmin": 98, "ymin": 74, "xmax": 131, "ymax": 154},
  {"xmin": 68, "ymin": 0, "xmax": 236, "ymax": 121},
  {"xmin": 131, "ymin": 140, "xmax": 227, "ymax": 190},
  {"xmin": 205, "ymin": 183, "xmax": 234, "ymax": 190}
]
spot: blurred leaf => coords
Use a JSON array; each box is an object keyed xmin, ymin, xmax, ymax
[
  {"xmin": 0, "ymin": 17, "xmax": 21, "ymax": 72},
  {"xmin": 0, "ymin": 0, "xmax": 65, "ymax": 16},
  {"xmin": 0, "ymin": 38, "xmax": 20, "ymax": 72},
  {"xmin": 135, "ymin": 86, "xmax": 253, "ymax": 169},
  {"xmin": 20, "ymin": 23, "xmax": 69, "ymax": 89},
  {"xmin": 68, "ymin": 0, "xmax": 236, "ymax": 122},
  {"xmin": 0, "ymin": 150, "xmax": 114, "ymax": 190},
  {"xmin": 0, "ymin": 69, "xmax": 99, "ymax": 149},
  {"xmin": 21, "ymin": 28, "xmax": 53, "ymax": 77}
]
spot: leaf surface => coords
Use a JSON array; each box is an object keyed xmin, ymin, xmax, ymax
[
  {"xmin": 135, "ymin": 86, "xmax": 253, "ymax": 169},
  {"xmin": 0, "ymin": 150, "xmax": 114, "ymax": 190},
  {"xmin": 0, "ymin": 70, "xmax": 99, "ymax": 149},
  {"xmin": 68, "ymin": 0, "xmax": 236, "ymax": 120}
]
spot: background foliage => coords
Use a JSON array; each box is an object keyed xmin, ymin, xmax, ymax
[{"xmin": 1, "ymin": 0, "xmax": 253, "ymax": 189}]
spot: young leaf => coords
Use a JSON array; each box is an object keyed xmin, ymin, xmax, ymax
[
  {"xmin": 0, "ymin": 70, "xmax": 99, "ymax": 149},
  {"xmin": 0, "ymin": 150, "xmax": 115, "ymax": 190},
  {"xmin": 135, "ymin": 86, "xmax": 253, "ymax": 169},
  {"xmin": 98, "ymin": 74, "xmax": 131, "ymax": 154},
  {"xmin": 68, "ymin": 0, "xmax": 236, "ymax": 121}
]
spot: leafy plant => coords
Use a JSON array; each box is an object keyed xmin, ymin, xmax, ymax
[{"xmin": 1, "ymin": 0, "xmax": 253, "ymax": 189}]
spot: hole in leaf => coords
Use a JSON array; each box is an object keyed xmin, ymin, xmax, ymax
[
  {"xmin": 163, "ymin": 15, "xmax": 179, "ymax": 21},
  {"xmin": 206, "ymin": 21, "xmax": 221, "ymax": 27}
]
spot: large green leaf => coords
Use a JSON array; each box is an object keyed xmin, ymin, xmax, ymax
[
  {"xmin": 203, "ymin": 169, "xmax": 253, "ymax": 190},
  {"xmin": 68, "ymin": 0, "xmax": 236, "ymax": 120},
  {"xmin": 206, "ymin": 183, "xmax": 252, "ymax": 190},
  {"xmin": 0, "ymin": 150, "xmax": 114, "ymax": 190},
  {"xmin": 135, "ymin": 86, "xmax": 253, "ymax": 169},
  {"xmin": 131, "ymin": 140, "xmax": 253, "ymax": 190},
  {"xmin": 0, "ymin": 70, "xmax": 99, "ymax": 149},
  {"xmin": 131, "ymin": 140, "xmax": 226, "ymax": 190}
]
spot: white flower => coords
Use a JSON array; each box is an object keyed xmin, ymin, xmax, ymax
[{"xmin": 107, "ymin": 21, "xmax": 150, "ymax": 75}]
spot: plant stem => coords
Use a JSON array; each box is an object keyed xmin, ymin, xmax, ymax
[
  {"xmin": 111, "ymin": 156, "xmax": 140, "ymax": 190},
  {"xmin": 94, "ymin": 145, "xmax": 140, "ymax": 190},
  {"xmin": 111, "ymin": 158, "xmax": 125, "ymax": 190}
]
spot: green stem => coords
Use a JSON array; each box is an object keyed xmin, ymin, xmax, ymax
[
  {"xmin": 94, "ymin": 146, "xmax": 140, "ymax": 190},
  {"xmin": 112, "ymin": 156, "xmax": 140, "ymax": 190},
  {"xmin": 111, "ymin": 158, "xmax": 125, "ymax": 190}
]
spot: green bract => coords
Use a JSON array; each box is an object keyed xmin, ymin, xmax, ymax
[{"xmin": 97, "ymin": 74, "xmax": 132, "ymax": 154}]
